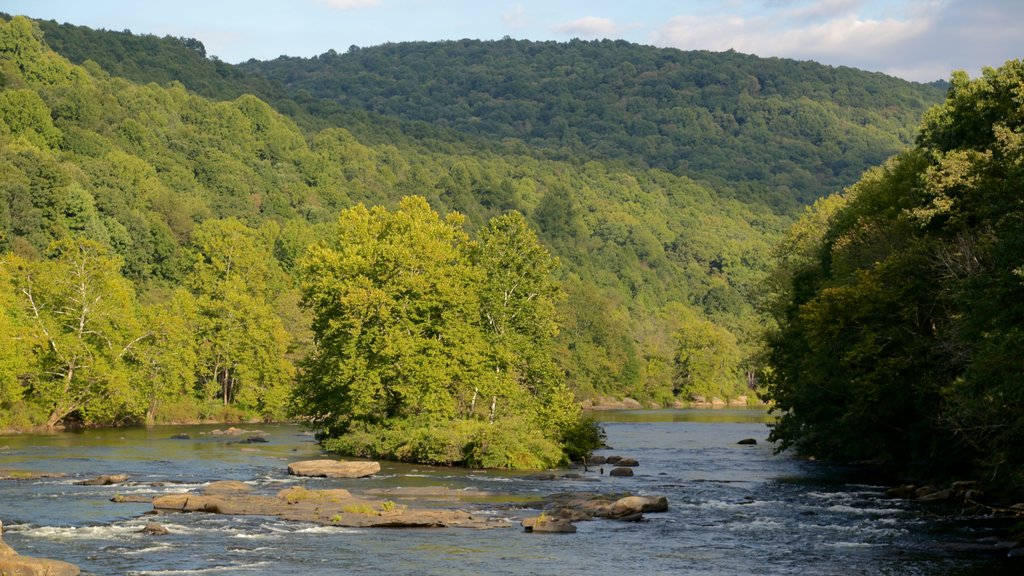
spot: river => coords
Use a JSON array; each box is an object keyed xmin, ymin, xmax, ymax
[{"xmin": 0, "ymin": 410, "xmax": 1016, "ymax": 575}]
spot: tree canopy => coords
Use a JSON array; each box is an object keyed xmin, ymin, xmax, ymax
[
  {"xmin": 294, "ymin": 197, "xmax": 587, "ymax": 468},
  {"xmin": 763, "ymin": 60, "xmax": 1024, "ymax": 494}
]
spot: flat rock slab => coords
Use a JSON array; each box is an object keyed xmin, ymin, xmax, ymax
[
  {"xmin": 141, "ymin": 482, "xmax": 505, "ymax": 529},
  {"xmin": 0, "ymin": 469, "xmax": 67, "ymax": 480},
  {"xmin": 75, "ymin": 474, "xmax": 129, "ymax": 486},
  {"xmin": 287, "ymin": 459, "xmax": 380, "ymax": 478}
]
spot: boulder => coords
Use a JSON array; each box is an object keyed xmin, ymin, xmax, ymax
[
  {"xmin": 243, "ymin": 436, "xmax": 268, "ymax": 443},
  {"xmin": 915, "ymin": 488, "xmax": 954, "ymax": 503},
  {"xmin": 884, "ymin": 485, "xmax": 917, "ymax": 499},
  {"xmin": 616, "ymin": 458, "xmax": 639, "ymax": 467},
  {"xmin": 522, "ymin": 516, "xmax": 577, "ymax": 533},
  {"xmin": 140, "ymin": 522, "xmax": 170, "ymax": 536},
  {"xmin": 737, "ymin": 438, "xmax": 758, "ymax": 445},
  {"xmin": 542, "ymin": 492, "xmax": 669, "ymax": 522},
  {"xmin": 75, "ymin": 474, "xmax": 128, "ymax": 486},
  {"xmin": 605, "ymin": 456, "xmax": 623, "ymax": 464},
  {"xmin": 608, "ymin": 495, "xmax": 669, "ymax": 518},
  {"xmin": 287, "ymin": 459, "xmax": 380, "ymax": 479},
  {"xmin": 609, "ymin": 467, "xmax": 634, "ymax": 477}
]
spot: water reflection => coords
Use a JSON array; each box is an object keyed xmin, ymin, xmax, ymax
[{"xmin": 590, "ymin": 407, "xmax": 775, "ymax": 424}]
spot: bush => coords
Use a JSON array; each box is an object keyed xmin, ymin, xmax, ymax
[
  {"xmin": 558, "ymin": 415, "xmax": 606, "ymax": 463},
  {"xmin": 322, "ymin": 416, "xmax": 568, "ymax": 470}
]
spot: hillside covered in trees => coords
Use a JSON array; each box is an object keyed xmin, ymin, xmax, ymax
[
  {"xmin": 0, "ymin": 15, "xmax": 768, "ymax": 432},
  {"xmin": 239, "ymin": 39, "xmax": 947, "ymax": 208},
  {"xmin": 29, "ymin": 19, "xmax": 946, "ymax": 211},
  {"xmin": 0, "ymin": 14, "xmax": 968, "ymax": 468}
]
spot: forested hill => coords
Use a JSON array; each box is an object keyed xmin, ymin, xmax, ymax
[
  {"xmin": 26, "ymin": 17, "xmax": 945, "ymax": 211},
  {"xmin": 0, "ymin": 14, "xmax": 786, "ymax": 431},
  {"xmin": 239, "ymin": 39, "xmax": 947, "ymax": 208}
]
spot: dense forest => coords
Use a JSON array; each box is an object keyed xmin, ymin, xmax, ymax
[
  {"xmin": 764, "ymin": 61, "xmax": 1024, "ymax": 494},
  {"xmin": 0, "ymin": 14, "xmax": 976, "ymax": 470},
  {"xmin": 31, "ymin": 20, "xmax": 946, "ymax": 212},
  {"xmin": 240, "ymin": 39, "xmax": 947, "ymax": 208},
  {"xmin": 0, "ymin": 16, "xmax": 770, "ymax": 432}
]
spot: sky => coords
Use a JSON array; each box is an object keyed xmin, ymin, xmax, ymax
[{"xmin": 2, "ymin": 0, "xmax": 1021, "ymax": 82}]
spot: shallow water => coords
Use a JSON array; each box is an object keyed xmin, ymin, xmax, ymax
[{"xmin": 0, "ymin": 411, "xmax": 1016, "ymax": 575}]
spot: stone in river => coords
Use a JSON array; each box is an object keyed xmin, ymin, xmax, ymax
[
  {"xmin": 609, "ymin": 467, "xmax": 634, "ymax": 477},
  {"xmin": 287, "ymin": 459, "xmax": 381, "ymax": 478},
  {"xmin": 522, "ymin": 516, "xmax": 577, "ymax": 533},
  {"xmin": 75, "ymin": 474, "xmax": 128, "ymax": 486},
  {"xmin": 140, "ymin": 522, "xmax": 170, "ymax": 536}
]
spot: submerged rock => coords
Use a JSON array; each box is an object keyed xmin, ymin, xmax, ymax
[
  {"xmin": 141, "ymin": 481, "xmax": 506, "ymax": 529},
  {"xmin": 75, "ymin": 474, "xmax": 128, "ymax": 486},
  {"xmin": 737, "ymin": 438, "xmax": 758, "ymax": 445},
  {"xmin": 287, "ymin": 459, "xmax": 380, "ymax": 479},
  {"xmin": 609, "ymin": 467, "xmax": 634, "ymax": 477},
  {"xmin": 140, "ymin": 522, "xmax": 170, "ymax": 536},
  {"xmin": 170, "ymin": 434, "xmax": 190, "ymax": 440},
  {"xmin": 0, "ymin": 469, "xmax": 66, "ymax": 480},
  {"xmin": 522, "ymin": 516, "xmax": 577, "ymax": 533}
]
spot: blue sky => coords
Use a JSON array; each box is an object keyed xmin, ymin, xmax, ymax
[{"xmin": 3, "ymin": 0, "xmax": 1020, "ymax": 82}]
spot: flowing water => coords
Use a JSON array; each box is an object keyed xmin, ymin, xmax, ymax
[{"xmin": 0, "ymin": 410, "xmax": 1016, "ymax": 575}]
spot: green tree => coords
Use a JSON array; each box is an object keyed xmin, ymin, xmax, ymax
[
  {"xmin": 672, "ymin": 307, "xmax": 744, "ymax": 401},
  {"xmin": 294, "ymin": 196, "xmax": 485, "ymax": 435},
  {"xmin": 187, "ymin": 218, "xmax": 293, "ymax": 418},
  {"xmin": 764, "ymin": 60, "xmax": 1024, "ymax": 493},
  {"xmin": 6, "ymin": 239, "xmax": 146, "ymax": 427}
]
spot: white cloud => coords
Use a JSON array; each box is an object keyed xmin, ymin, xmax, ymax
[
  {"xmin": 644, "ymin": 0, "xmax": 1023, "ymax": 82},
  {"xmin": 502, "ymin": 4, "xmax": 529, "ymax": 29},
  {"xmin": 314, "ymin": 0, "xmax": 383, "ymax": 10},
  {"xmin": 554, "ymin": 16, "xmax": 620, "ymax": 38}
]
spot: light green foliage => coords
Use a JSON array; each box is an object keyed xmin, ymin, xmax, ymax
[
  {"xmin": 187, "ymin": 218, "xmax": 293, "ymax": 419},
  {"xmin": 297, "ymin": 197, "xmax": 580, "ymax": 468},
  {"xmin": 672, "ymin": 308, "xmax": 744, "ymax": 401},
  {"xmin": 765, "ymin": 60, "xmax": 1024, "ymax": 494},
  {"xmin": 4, "ymin": 239, "xmax": 146, "ymax": 427},
  {"xmin": 0, "ymin": 257, "xmax": 34, "ymax": 428},
  {"xmin": 295, "ymin": 197, "xmax": 483, "ymax": 432},
  {"xmin": 0, "ymin": 13, "xmax": 955, "ymax": 431}
]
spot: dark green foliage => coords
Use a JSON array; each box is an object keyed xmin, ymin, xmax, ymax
[
  {"xmin": 764, "ymin": 60, "xmax": 1024, "ymax": 495},
  {"xmin": 240, "ymin": 39, "xmax": 946, "ymax": 209}
]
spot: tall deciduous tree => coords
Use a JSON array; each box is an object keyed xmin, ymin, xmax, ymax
[
  {"xmin": 6, "ymin": 239, "xmax": 146, "ymax": 427},
  {"xmin": 187, "ymin": 218, "xmax": 293, "ymax": 418},
  {"xmin": 295, "ymin": 196, "xmax": 485, "ymax": 435}
]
